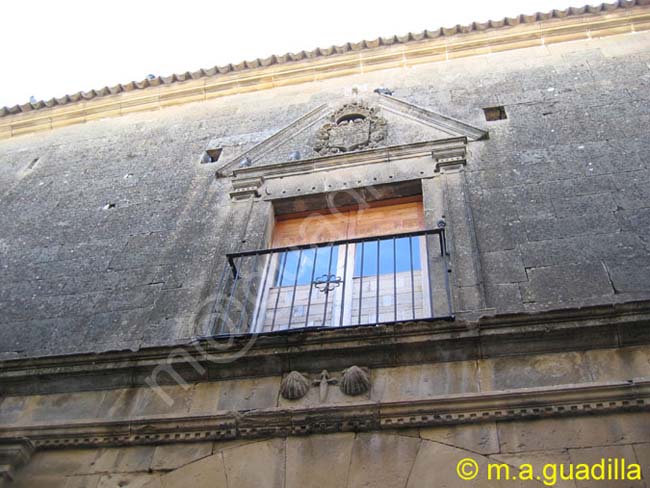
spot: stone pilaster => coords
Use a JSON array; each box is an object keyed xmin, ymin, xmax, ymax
[{"xmin": 0, "ymin": 439, "xmax": 34, "ymax": 481}]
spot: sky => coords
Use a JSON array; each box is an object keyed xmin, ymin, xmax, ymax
[{"xmin": 0, "ymin": 0, "xmax": 582, "ymax": 108}]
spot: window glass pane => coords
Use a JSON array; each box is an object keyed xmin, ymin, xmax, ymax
[
  {"xmin": 275, "ymin": 245, "xmax": 339, "ymax": 286},
  {"xmin": 354, "ymin": 237, "xmax": 421, "ymax": 277}
]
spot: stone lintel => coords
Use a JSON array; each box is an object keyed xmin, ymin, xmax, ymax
[{"xmin": 227, "ymin": 138, "xmax": 465, "ymax": 181}]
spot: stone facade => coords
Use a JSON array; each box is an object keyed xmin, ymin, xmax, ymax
[{"xmin": 1, "ymin": 4, "xmax": 650, "ymax": 487}]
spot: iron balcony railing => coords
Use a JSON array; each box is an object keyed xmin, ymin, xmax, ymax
[{"xmin": 211, "ymin": 228, "xmax": 453, "ymax": 335}]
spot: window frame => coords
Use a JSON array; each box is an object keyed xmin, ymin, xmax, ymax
[{"xmin": 250, "ymin": 198, "xmax": 434, "ymax": 332}]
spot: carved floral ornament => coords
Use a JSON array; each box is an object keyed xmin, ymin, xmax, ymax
[
  {"xmin": 313, "ymin": 101, "xmax": 387, "ymax": 156},
  {"xmin": 280, "ymin": 366, "xmax": 371, "ymax": 401}
]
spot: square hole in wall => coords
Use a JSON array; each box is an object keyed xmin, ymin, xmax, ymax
[
  {"xmin": 483, "ymin": 106, "xmax": 507, "ymax": 121},
  {"xmin": 200, "ymin": 148, "xmax": 223, "ymax": 164}
]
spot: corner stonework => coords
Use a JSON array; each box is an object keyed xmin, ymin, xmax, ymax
[{"xmin": 0, "ymin": 439, "xmax": 34, "ymax": 481}]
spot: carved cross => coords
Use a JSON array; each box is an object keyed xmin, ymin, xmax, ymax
[{"xmin": 312, "ymin": 370, "xmax": 338, "ymax": 402}]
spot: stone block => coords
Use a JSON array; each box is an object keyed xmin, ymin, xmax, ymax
[
  {"xmin": 211, "ymin": 439, "xmax": 258, "ymax": 453},
  {"xmin": 216, "ymin": 377, "xmax": 280, "ymax": 412},
  {"xmin": 90, "ymin": 446, "xmax": 155, "ymax": 474},
  {"xmin": 98, "ymin": 473, "xmax": 161, "ymax": 488},
  {"xmin": 285, "ymin": 433, "xmax": 354, "ymax": 488},
  {"xmin": 584, "ymin": 345, "xmax": 650, "ymax": 382},
  {"xmin": 478, "ymin": 351, "xmax": 592, "ymax": 391},
  {"xmin": 489, "ymin": 450, "xmax": 574, "ymax": 488},
  {"xmin": 522, "ymin": 212, "xmax": 619, "ymax": 242},
  {"xmin": 632, "ymin": 444, "xmax": 650, "ymax": 482},
  {"xmin": 475, "ymin": 221, "xmax": 517, "ymax": 252},
  {"xmin": 481, "ymin": 250, "xmax": 528, "ymax": 285},
  {"xmin": 26, "ymin": 390, "xmax": 111, "ymax": 425},
  {"xmin": 150, "ymin": 442, "xmax": 213, "ymax": 471},
  {"xmin": 518, "ymin": 232, "xmax": 646, "ymax": 269},
  {"xmin": 521, "ymin": 262, "xmax": 613, "ymax": 304},
  {"xmin": 187, "ymin": 382, "xmax": 221, "ymax": 416},
  {"xmin": 159, "ymin": 454, "xmax": 226, "ymax": 488},
  {"xmin": 8, "ymin": 475, "xmax": 68, "ymax": 488},
  {"xmin": 371, "ymin": 362, "xmax": 479, "ymax": 403},
  {"xmin": 347, "ymin": 433, "xmax": 420, "ymax": 488},
  {"xmin": 485, "ymin": 283, "xmax": 523, "ymax": 313},
  {"xmin": 420, "ymin": 422, "xmax": 499, "ymax": 455},
  {"xmin": 82, "ymin": 309, "xmax": 152, "ymax": 350},
  {"xmin": 141, "ymin": 479, "xmax": 164, "ymax": 488},
  {"xmin": 617, "ymin": 208, "xmax": 650, "ymax": 235},
  {"xmin": 0, "ymin": 396, "xmax": 29, "ymax": 426},
  {"xmin": 126, "ymin": 385, "xmax": 193, "ymax": 419},
  {"xmin": 602, "ymin": 258, "xmax": 650, "ymax": 294},
  {"xmin": 497, "ymin": 412, "xmax": 650, "ymax": 453},
  {"xmin": 221, "ymin": 439, "xmax": 285, "ymax": 488},
  {"xmin": 407, "ymin": 439, "xmax": 523, "ymax": 488},
  {"xmin": 15, "ymin": 449, "xmax": 97, "ymax": 478},
  {"xmin": 551, "ymin": 192, "xmax": 617, "ymax": 218},
  {"xmin": 568, "ymin": 445, "xmax": 643, "ymax": 488},
  {"xmin": 147, "ymin": 287, "xmax": 203, "ymax": 324},
  {"xmin": 92, "ymin": 286, "xmax": 161, "ymax": 314},
  {"xmin": 94, "ymin": 388, "xmax": 139, "ymax": 420},
  {"xmin": 64, "ymin": 475, "xmax": 101, "ymax": 488}
]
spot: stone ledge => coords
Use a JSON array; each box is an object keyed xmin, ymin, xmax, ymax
[
  {"xmin": 1, "ymin": 379, "xmax": 647, "ymax": 451},
  {"xmin": 1, "ymin": 299, "xmax": 650, "ymax": 396}
]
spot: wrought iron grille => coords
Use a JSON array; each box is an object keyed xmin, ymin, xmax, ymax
[{"xmin": 211, "ymin": 228, "xmax": 453, "ymax": 335}]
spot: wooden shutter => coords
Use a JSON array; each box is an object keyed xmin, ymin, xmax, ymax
[{"xmin": 272, "ymin": 197, "xmax": 424, "ymax": 247}]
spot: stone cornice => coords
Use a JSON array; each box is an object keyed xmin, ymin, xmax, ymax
[
  {"xmin": 0, "ymin": 300, "xmax": 649, "ymax": 397},
  {"xmin": 1, "ymin": 5, "xmax": 649, "ymax": 139},
  {"xmin": 1, "ymin": 379, "xmax": 648, "ymax": 450},
  {"xmin": 227, "ymin": 138, "xmax": 467, "ymax": 185},
  {"xmin": 216, "ymin": 94, "xmax": 485, "ymax": 179}
]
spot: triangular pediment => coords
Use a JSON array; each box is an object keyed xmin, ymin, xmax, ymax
[{"xmin": 216, "ymin": 93, "xmax": 487, "ymax": 177}]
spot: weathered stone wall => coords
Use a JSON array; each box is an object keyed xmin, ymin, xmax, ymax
[
  {"xmin": 0, "ymin": 30, "xmax": 649, "ymax": 358},
  {"xmin": 2, "ymin": 344, "xmax": 649, "ymax": 428},
  {"xmin": 7, "ymin": 413, "xmax": 649, "ymax": 487},
  {"xmin": 1, "ymin": 341, "xmax": 648, "ymax": 485}
]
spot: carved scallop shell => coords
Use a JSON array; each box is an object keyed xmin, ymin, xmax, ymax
[
  {"xmin": 280, "ymin": 371, "xmax": 310, "ymax": 400},
  {"xmin": 339, "ymin": 366, "xmax": 370, "ymax": 396}
]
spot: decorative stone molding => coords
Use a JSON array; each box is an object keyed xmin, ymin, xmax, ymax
[
  {"xmin": 217, "ymin": 94, "xmax": 485, "ymax": 180},
  {"xmin": 314, "ymin": 101, "xmax": 387, "ymax": 155},
  {"xmin": 377, "ymin": 94, "xmax": 487, "ymax": 141},
  {"xmin": 280, "ymin": 371, "xmax": 310, "ymax": 400},
  {"xmin": 0, "ymin": 439, "xmax": 34, "ymax": 481},
  {"xmin": 280, "ymin": 367, "xmax": 371, "ymax": 401},
  {"xmin": 1, "ymin": 380, "xmax": 647, "ymax": 450},
  {"xmin": 216, "ymin": 104, "xmax": 330, "ymax": 177},
  {"xmin": 312, "ymin": 370, "xmax": 338, "ymax": 402},
  {"xmin": 229, "ymin": 176, "xmax": 264, "ymax": 200},
  {"xmin": 227, "ymin": 138, "xmax": 467, "ymax": 186},
  {"xmin": 432, "ymin": 138, "xmax": 468, "ymax": 172},
  {"xmin": 340, "ymin": 366, "xmax": 370, "ymax": 396}
]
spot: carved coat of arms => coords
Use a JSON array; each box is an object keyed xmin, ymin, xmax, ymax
[{"xmin": 313, "ymin": 101, "xmax": 387, "ymax": 155}]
